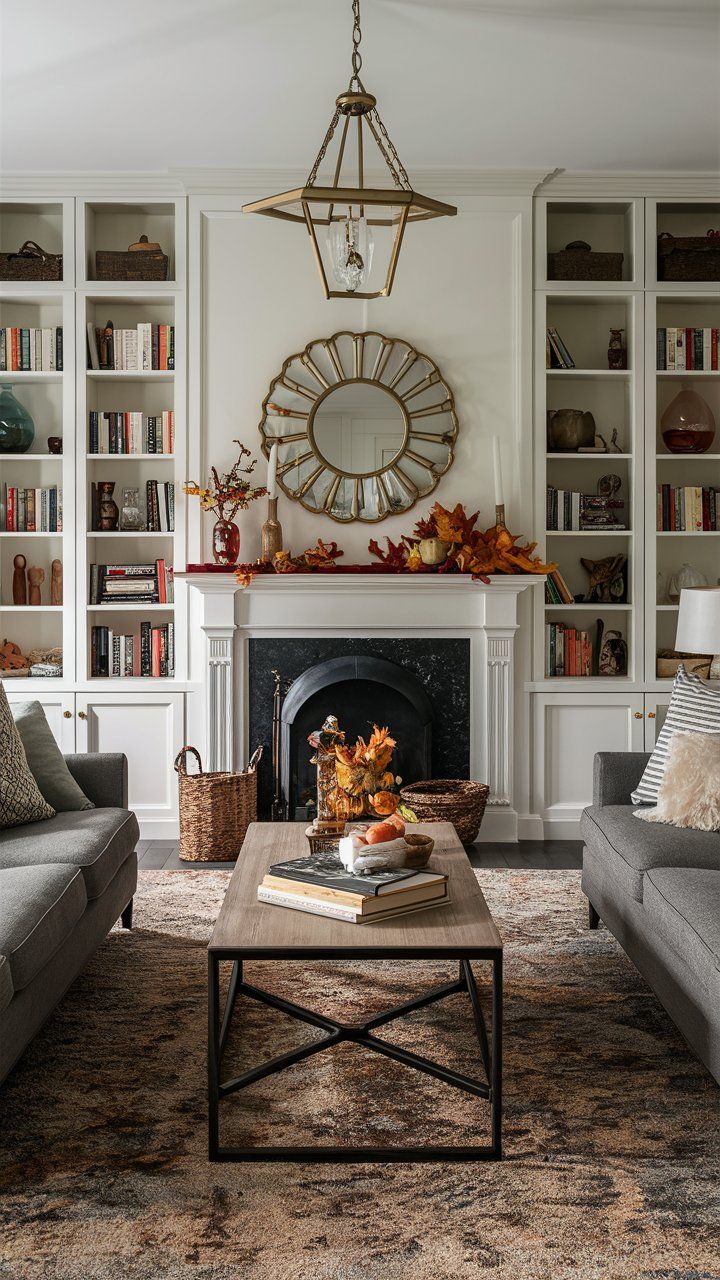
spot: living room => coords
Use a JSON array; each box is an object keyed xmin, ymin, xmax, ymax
[{"xmin": 1, "ymin": 1, "xmax": 719, "ymax": 1276}]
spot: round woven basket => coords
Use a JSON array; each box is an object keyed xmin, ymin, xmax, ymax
[{"xmin": 400, "ymin": 779, "xmax": 490, "ymax": 845}]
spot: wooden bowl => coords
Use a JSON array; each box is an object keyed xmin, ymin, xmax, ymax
[{"xmin": 403, "ymin": 833, "xmax": 435, "ymax": 868}]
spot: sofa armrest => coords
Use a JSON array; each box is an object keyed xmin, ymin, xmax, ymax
[
  {"xmin": 593, "ymin": 752, "xmax": 650, "ymax": 808},
  {"xmin": 64, "ymin": 754, "xmax": 129, "ymax": 809}
]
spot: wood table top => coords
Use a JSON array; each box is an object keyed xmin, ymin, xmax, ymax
[{"xmin": 209, "ymin": 822, "xmax": 502, "ymax": 958}]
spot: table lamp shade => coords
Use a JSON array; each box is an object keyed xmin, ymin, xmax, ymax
[{"xmin": 675, "ymin": 587, "xmax": 720, "ymax": 654}]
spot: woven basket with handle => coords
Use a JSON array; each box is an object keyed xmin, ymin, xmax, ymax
[
  {"xmin": 0, "ymin": 240, "xmax": 62, "ymax": 281},
  {"xmin": 174, "ymin": 745, "xmax": 262, "ymax": 862},
  {"xmin": 400, "ymin": 779, "xmax": 489, "ymax": 845}
]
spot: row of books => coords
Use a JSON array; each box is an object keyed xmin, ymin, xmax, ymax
[
  {"xmin": 0, "ymin": 327, "xmax": 63, "ymax": 371},
  {"xmin": 545, "ymin": 623, "xmax": 593, "ymax": 678},
  {"xmin": 257, "ymin": 850, "xmax": 449, "ymax": 925},
  {"xmin": 544, "ymin": 566, "xmax": 575, "ymax": 605},
  {"xmin": 546, "ymin": 486, "xmax": 626, "ymax": 531},
  {"xmin": 91, "ymin": 622, "xmax": 175, "ymax": 678},
  {"xmin": 1, "ymin": 485, "xmax": 62, "ymax": 532},
  {"xmin": 89, "ymin": 481, "xmax": 175, "ymax": 532},
  {"xmin": 545, "ymin": 327, "xmax": 575, "ymax": 369},
  {"xmin": 88, "ymin": 560, "xmax": 174, "ymax": 605},
  {"xmin": 87, "ymin": 322, "xmax": 174, "ymax": 371},
  {"xmin": 88, "ymin": 410, "xmax": 174, "ymax": 455},
  {"xmin": 657, "ymin": 484, "xmax": 720, "ymax": 531},
  {"xmin": 656, "ymin": 328, "xmax": 719, "ymax": 371}
]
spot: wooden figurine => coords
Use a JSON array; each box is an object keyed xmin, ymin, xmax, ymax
[
  {"xmin": 50, "ymin": 559, "xmax": 63, "ymax": 606},
  {"xmin": 12, "ymin": 554, "xmax": 27, "ymax": 606},
  {"xmin": 27, "ymin": 565, "xmax": 45, "ymax": 606}
]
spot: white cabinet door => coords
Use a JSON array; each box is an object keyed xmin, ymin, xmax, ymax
[
  {"xmin": 532, "ymin": 692, "xmax": 645, "ymax": 837},
  {"xmin": 75, "ymin": 692, "xmax": 184, "ymax": 838},
  {"xmin": 4, "ymin": 688, "xmax": 76, "ymax": 752},
  {"xmin": 644, "ymin": 694, "xmax": 671, "ymax": 750}
]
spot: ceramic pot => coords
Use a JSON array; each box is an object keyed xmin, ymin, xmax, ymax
[
  {"xmin": 546, "ymin": 408, "xmax": 596, "ymax": 452},
  {"xmin": 212, "ymin": 518, "xmax": 240, "ymax": 566},
  {"xmin": 418, "ymin": 537, "xmax": 449, "ymax": 566},
  {"xmin": 97, "ymin": 481, "xmax": 119, "ymax": 531},
  {"xmin": 0, "ymin": 384, "xmax": 35, "ymax": 453}
]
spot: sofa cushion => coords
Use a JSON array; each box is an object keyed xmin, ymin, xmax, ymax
[
  {"xmin": 0, "ymin": 954, "xmax": 13, "ymax": 1014},
  {"xmin": 0, "ymin": 864, "xmax": 87, "ymax": 990},
  {"xmin": 580, "ymin": 804, "xmax": 720, "ymax": 902},
  {"xmin": 644, "ymin": 867, "xmax": 720, "ymax": 994},
  {"xmin": 0, "ymin": 684, "xmax": 55, "ymax": 830},
  {"xmin": 0, "ymin": 809, "xmax": 139, "ymax": 900},
  {"xmin": 11, "ymin": 701, "xmax": 93, "ymax": 813},
  {"xmin": 631, "ymin": 664, "xmax": 720, "ymax": 805}
]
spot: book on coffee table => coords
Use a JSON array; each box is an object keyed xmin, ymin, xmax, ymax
[{"xmin": 258, "ymin": 853, "xmax": 449, "ymax": 924}]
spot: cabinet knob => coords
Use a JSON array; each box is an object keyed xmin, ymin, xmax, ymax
[
  {"xmin": 63, "ymin": 710, "xmax": 72, "ymax": 719},
  {"xmin": 634, "ymin": 711, "xmax": 643, "ymax": 719},
  {"xmin": 647, "ymin": 711, "xmax": 656, "ymax": 719},
  {"xmin": 78, "ymin": 710, "xmax": 87, "ymax": 720}
]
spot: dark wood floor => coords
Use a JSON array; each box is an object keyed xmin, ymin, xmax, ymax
[{"xmin": 137, "ymin": 840, "xmax": 583, "ymax": 872}]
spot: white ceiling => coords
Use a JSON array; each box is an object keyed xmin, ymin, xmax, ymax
[{"xmin": 1, "ymin": 0, "xmax": 719, "ymax": 174}]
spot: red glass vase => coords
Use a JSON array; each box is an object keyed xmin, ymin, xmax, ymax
[{"xmin": 212, "ymin": 518, "xmax": 240, "ymax": 566}]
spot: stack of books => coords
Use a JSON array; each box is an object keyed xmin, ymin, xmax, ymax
[
  {"xmin": 88, "ymin": 410, "xmax": 174, "ymax": 454},
  {"xmin": 0, "ymin": 327, "xmax": 63, "ymax": 371},
  {"xmin": 91, "ymin": 621, "xmax": 175, "ymax": 678},
  {"xmin": 544, "ymin": 566, "xmax": 575, "ymax": 604},
  {"xmin": 546, "ymin": 327, "xmax": 575, "ymax": 369},
  {"xmin": 657, "ymin": 327, "xmax": 719, "ymax": 371},
  {"xmin": 1, "ymin": 485, "xmax": 62, "ymax": 531},
  {"xmin": 657, "ymin": 484, "xmax": 720, "ymax": 531},
  {"xmin": 87, "ymin": 321, "xmax": 174, "ymax": 371},
  {"xmin": 545, "ymin": 622, "xmax": 593, "ymax": 678},
  {"xmin": 547, "ymin": 485, "xmax": 626, "ymax": 531},
  {"xmin": 258, "ymin": 851, "xmax": 449, "ymax": 925},
  {"xmin": 89, "ymin": 560, "xmax": 173, "ymax": 605}
]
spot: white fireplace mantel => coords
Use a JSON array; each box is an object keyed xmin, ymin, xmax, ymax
[{"xmin": 181, "ymin": 573, "xmax": 542, "ymax": 840}]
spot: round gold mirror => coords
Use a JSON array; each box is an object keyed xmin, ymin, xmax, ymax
[{"xmin": 259, "ymin": 331, "xmax": 458, "ymax": 523}]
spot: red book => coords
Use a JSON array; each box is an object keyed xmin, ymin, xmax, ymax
[
  {"xmin": 7, "ymin": 487, "xmax": 15, "ymax": 531},
  {"xmin": 156, "ymin": 558, "xmax": 166, "ymax": 603}
]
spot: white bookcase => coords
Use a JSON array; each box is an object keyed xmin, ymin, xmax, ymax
[
  {"xmin": 0, "ymin": 191, "xmax": 188, "ymax": 836},
  {"xmin": 531, "ymin": 185, "xmax": 720, "ymax": 835}
]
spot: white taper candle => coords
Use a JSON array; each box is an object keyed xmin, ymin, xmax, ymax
[
  {"xmin": 492, "ymin": 436, "xmax": 503, "ymax": 507},
  {"xmin": 267, "ymin": 442, "xmax": 278, "ymax": 499}
]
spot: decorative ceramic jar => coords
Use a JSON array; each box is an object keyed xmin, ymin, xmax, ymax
[
  {"xmin": 546, "ymin": 408, "xmax": 596, "ymax": 452},
  {"xmin": 666, "ymin": 562, "xmax": 708, "ymax": 604},
  {"xmin": 97, "ymin": 481, "xmax": 119, "ymax": 531},
  {"xmin": 661, "ymin": 386, "xmax": 716, "ymax": 454},
  {"xmin": 0, "ymin": 384, "xmax": 35, "ymax": 453},
  {"xmin": 212, "ymin": 518, "xmax": 241, "ymax": 566}
]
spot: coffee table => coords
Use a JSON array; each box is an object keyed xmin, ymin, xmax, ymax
[{"xmin": 208, "ymin": 820, "xmax": 503, "ymax": 1163}]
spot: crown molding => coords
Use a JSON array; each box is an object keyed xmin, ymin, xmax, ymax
[
  {"xmin": 0, "ymin": 171, "xmax": 186, "ymax": 197},
  {"xmin": 537, "ymin": 170, "xmax": 720, "ymax": 199},
  {"xmin": 172, "ymin": 166, "xmax": 555, "ymax": 199}
]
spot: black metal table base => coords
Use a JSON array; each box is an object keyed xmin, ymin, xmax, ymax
[{"xmin": 208, "ymin": 951, "xmax": 502, "ymax": 1163}]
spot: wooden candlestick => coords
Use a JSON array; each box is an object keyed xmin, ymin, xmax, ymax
[
  {"xmin": 12, "ymin": 554, "xmax": 27, "ymax": 605},
  {"xmin": 495, "ymin": 503, "xmax": 506, "ymax": 528},
  {"xmin": 261, "ymin": 497, "xmax": 283, "ymax": 563}
]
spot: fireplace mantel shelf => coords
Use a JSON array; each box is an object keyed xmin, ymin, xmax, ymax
[{"xmin": 184, "ymin": 570, "xmax": 540, "ymax": 840}]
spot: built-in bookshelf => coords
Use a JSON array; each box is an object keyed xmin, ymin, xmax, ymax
[{"xmin": 0, "ymin": 195, "xmax": 186, "ymax": 690}]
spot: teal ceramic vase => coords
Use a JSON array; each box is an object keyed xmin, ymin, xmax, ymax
[{"xmin": 0, "ymin": 384, "xmax": 35, "ymax": 453}]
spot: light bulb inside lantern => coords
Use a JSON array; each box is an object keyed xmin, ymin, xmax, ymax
[{"xmin": 327, "ymin": 213, "xmax": 374, "ymax": 293}]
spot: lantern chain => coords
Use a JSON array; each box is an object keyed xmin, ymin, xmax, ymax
[
  {"xmin": 306, "ymin": 108, "xmax": 341, "ymax": 187},
  {"xmin": 367, "ymin": 110, "xmax": 412, "ymax": 191},
  {"xmin": 350, "ymin": 0, "xmax": 363, "ymax": 88}
]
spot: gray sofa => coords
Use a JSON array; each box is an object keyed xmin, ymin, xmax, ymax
[
  {"xmin": 0, "ymin": 753, "xmax": 139, "ymax": 1083},
  {"xmin": 581, "ymin": 751, "xmax": 720, "ymax": 1085}
]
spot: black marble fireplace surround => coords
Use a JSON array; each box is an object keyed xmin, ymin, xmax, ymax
[{"xmin": 248, "ymin": 638, "xmax": 470, "ymax": 820}]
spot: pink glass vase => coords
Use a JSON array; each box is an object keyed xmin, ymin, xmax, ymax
[{"xmin": 212, "ymin": 518, "xmax": 240, "ymax": 566}]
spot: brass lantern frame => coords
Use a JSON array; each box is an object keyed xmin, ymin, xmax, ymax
[
  {"xmin": 259, "ymin": 330, "xmax": 459, "ymax": 524},
  {"xmin": 242, "ymin": 1, "xmax": 457, "ymax": 299}
]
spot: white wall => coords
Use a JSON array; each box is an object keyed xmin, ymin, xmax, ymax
[{"xmin": 193, "ymin": 196, "xmax": 533, "ymax": 564}]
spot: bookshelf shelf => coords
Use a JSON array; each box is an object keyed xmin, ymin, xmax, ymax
[
  {"xmin": 545, "ymin": 530, "xmax": 631, "ymax": 537},
  {"xmin": 0, "ymin": 530, "xmax": 59, "ymax": 538},
  {"xmin": 544, "ymin": 603, "xmax": 632, "ymax": 611},
  {"xmin": 656, "ymin": 453, "xmax": 720, "ymax": 460},
  {"xmin": 546, "ymin": 369, "xmax": 631, "ymax": 379},
  {"xmin": 0, "ymin": 453, "xmax": 62, "ymax": 461},
  {"xmin": 86, "ymin": 531, "xmax": 174, "ymax": 539},
  {"xmin": 87, "ymin": 603, "xmax": 175, "ymax": 612},
  {"xmin": 86, "ymin": 453, "xmax": 175, "ymax": 461},
  {"xmin": 0, "ymin": 605, "xmax": 63, "ymax": 612},
  {"xmin": 0, "ymin": 372, "xmax": 63, "ymax": 383},
  {"xmin": 86, "ymin": 371, "xmax": 174, "ymax": 381},
  {"xmin": 547, "ymin": 452, "xmax": 632, "ymax": 460},
  {"xmin": 656, "ymin": 371, "xmax": 720, "ymax": 379},
  {"xmin": 656, "ymin": 530, "xmax": 720, "ymax": 537}
]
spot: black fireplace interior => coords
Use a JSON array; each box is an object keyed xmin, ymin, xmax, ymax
[{"xmin": 248, "ymin": 638, "xmax": 471, "ymax": 820}]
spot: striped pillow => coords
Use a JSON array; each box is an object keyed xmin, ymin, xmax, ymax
[{"xmin": 632, "ymin": 664, "xmax": 720, "ymax": 805}]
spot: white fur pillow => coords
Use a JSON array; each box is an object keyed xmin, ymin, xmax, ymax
[{"xmin": 635, "ymin": 729, "xmax": 720, "ymax": 832}]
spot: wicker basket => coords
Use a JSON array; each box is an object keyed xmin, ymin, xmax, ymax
[
  {"xmin": 657, "ymin": 233, "xmax": 720, "ymax": 282},
  {"xmin": 96, "ymin": 239, "xmax": 169, "ymax": 282},
  {"xmin": 0, "ymin": 240, "xmax": 62, "ymax": 281},
  {"xmin": 400, "ymin": 779, "xmax": 489, "ymax": 845},
  {"xmin": 548, "ymin": 248, "xmax": 623, "ymax": 281},
  {"xmin": 174, "ymin": 745, "xmax": 261, "ymax": 862}
]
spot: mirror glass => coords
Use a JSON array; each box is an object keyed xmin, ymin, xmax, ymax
[
  {"xmin": 311, "ymin": 382, "xmax": 407, "ymax": 478},
  {"xmin": 259, "ymin": 331, "xmax": 458, "ymax": 523}
]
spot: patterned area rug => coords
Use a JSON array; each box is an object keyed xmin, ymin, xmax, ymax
[{"xmin": 0, "ymin": 868, "xmax": 718, "ymax": 1280}]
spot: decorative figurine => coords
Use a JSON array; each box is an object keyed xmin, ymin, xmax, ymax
[
  {"xmin": 598, "ymin": 625, "xmax": 628, "ymax": 677},
  {"xmin": 27, "ymin": 565, "xmax": 45, "ymax": 606},
  {"xmin": 547, "ymin": 408, "xmax": 596, "ymax": 452},
  {"xmin": 12, "ymin": 553, "xmax": 27, "ymax": 605},
  {"xmin": 582, "ymin": 554, "xmax": 628, "ymax": 603},
  {"xmin": 119, "ymin": 486, "xmax": 144, "ymax": 531},
  {"xmin": 97, "ymin": 481, "xmax": 119, "ymax": 531},
  {"xmin": 50, "ymin": 559, "xmax": 63, "ymax": 606},
  {"xmin": 47, "ymin": 436, "xmax": 63, "ymax": 454},
  {"xmin": 607, "ymin": 328, "xmax": 627, "ymax": 370}
]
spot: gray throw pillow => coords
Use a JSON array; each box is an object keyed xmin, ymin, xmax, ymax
[
  {"xmin": 10, "ymin": 701, "xmax": 93, "ymax": 812},
  {"xmin": 0, "ymin": 686, "xmax": 56, "ymax": 829}
]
